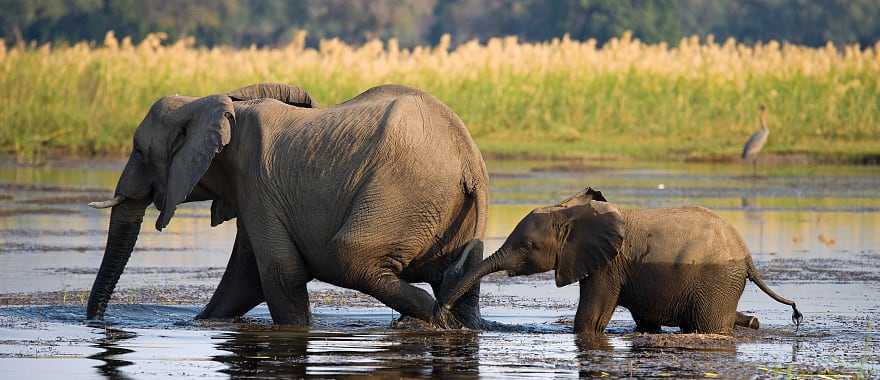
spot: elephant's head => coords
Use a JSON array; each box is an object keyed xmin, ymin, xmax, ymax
[
  {"xmin": 85, "ymin": 83, "xmax": 317, "ymax": 321},
  {"xmin": 439, "ymin": 188, "xmax": 624, "ymax": 309},
  {"xmin": 84, "ymin": 94, "xmax": 235, "ymax": 320}
]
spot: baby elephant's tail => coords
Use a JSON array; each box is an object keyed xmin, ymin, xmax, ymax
[{"xmin": 746, "ymin": 258, "xmax": 804, "ymax": 330}]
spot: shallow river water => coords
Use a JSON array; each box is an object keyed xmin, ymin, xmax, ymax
[{"xmin": 0, "ymin": 159, "xmax": 878, "ymax": 378}]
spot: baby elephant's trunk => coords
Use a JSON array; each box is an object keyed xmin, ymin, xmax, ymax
[
  {"xmin": 746, "ymin": 258, "xmax": 804, "ymax": 329},
  {"xmin": 441, "ymin": 247, "xmax": 510, "ymax": 309}
]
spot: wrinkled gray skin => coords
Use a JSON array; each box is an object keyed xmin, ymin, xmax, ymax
[
  {"xmin": 86, "ymin": 83, "xmax": 489, "ymax": 328},
  {"xmin": 440, "ymin": 188, "xmax": 803, "ymax": 335}
]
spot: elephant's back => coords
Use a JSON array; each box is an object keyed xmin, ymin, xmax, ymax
[
  {"xmin": 622, "ymin": 207, "xmax": 751, "ymax": 328},
  {"xmin": 338, "ymin": 85, "xmax": 482, "ymax": 163},
  {"xmin": 628, "ymin": 207, "xmax": 750, "ymax": 265},
  {"xmin": 295, "ymin": 86, "xmax": 478, "ymax": 161},
  {"xmin": 253, "ymin": 88, "xmax": 487, "ymax": 259}
]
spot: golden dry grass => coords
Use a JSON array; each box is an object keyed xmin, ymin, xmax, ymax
[{"xmin": 1, "ymin": 31, "xmax": 878, "ymax": 162}]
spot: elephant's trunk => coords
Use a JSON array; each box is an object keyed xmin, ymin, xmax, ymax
[
  {"xmin": 86, "ymin": 198, "xmax": 148, "ymax": 320},
  {"xmin": 441, "ymin": 247, "xmax": 512, "ymax": 309}
]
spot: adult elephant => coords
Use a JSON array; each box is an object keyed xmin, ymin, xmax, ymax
[{"xmin": 86, "ymin": 83, "xmax": 488, "ymax": 328}]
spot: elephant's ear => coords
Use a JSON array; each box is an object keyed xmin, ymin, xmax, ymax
[
  {"xmin": 554, "ymin": 201, "xmax": 624, "ymax": 287},
  {"xmin": 156, "ymin": 95, "xmax": 235, "ymax": 231},
  {"xmin": 559, "ymin": 187, "xmax": 608, "ymax": 207},
  {"xmin": 227, "ymin": 83, "xmax": 318, "ymax": 108}
]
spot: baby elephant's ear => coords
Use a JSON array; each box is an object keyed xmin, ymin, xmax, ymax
[
  {"xmin": 554, "ymin": 200, "xmax": 624, "ymax": 287},
  {"xmin": 559, "ymin": 187, "xmax": 608, "ymax": 207}
]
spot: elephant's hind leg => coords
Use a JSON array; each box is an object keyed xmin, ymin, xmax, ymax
[
  {"xmin": 345, "ymin": 254, "xmax": 437, "ymax": 323},
  {"xmin": 735, "ymin": 311, "xmax": 760, "ymax": 329},
  {"xmin": 330, "ymin": 235, "xmax": 439, "ymax": 325},
  {"xmin": 682, "ymin": 262, "xmax": 746, "ymax": 334},
  {"xmin": 329, "ymin": 183, "xmax": 460, "ymax": 326},
  {"xmin": 197, "ymin": 222, "xmax": 264, "ymax": 320},
  {"xmin": 633, "ymin": 317, "xmax": 661, "ymax": 334},
  {"xmin": 682, "ymin": 299, "xmax": 738, "ymax": 334},
  {"xmin": 366, "ymin": 272, "xmax": 439, "ymax": 323}
]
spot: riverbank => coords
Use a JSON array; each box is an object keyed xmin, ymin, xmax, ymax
[{"xmin": 478, "ymin": 136, "xmax": 880, "ymax": 165}]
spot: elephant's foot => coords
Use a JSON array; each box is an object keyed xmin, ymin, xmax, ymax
[
  {"xmin": 265, "ymin": 285, "xmax": 311, "ymax": 326},
  {"xmin": 391, "ymin": 315, "xmax": 444, "ymax": 330},
  {"xmin": 431, "ymin": 303, "xmax": 464, "ymax": 329},
  {"xmin": 735, "ymin": 312, "xmax": 760, "ymax": 329},
  {"xmin": 388, "ymin": 307, "xmax": 470, "ymax": 330}
]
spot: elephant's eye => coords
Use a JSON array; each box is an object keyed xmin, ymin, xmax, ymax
[
  {"xmin": 132, "ymin": 147, "xmax": 145, "ymax": 160},
  {"xmin": 526, "ymin": 240, "xmax": 537, "ymax": 250}
]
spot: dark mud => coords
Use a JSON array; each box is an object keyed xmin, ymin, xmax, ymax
[{"xmin": 0, "ymin": 159, "xmax": 878, "ymax": 378}]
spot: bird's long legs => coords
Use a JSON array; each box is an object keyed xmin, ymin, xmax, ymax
[{"xmin": 752, "ymin": 158, "xmax": 757, "ymax": 178}]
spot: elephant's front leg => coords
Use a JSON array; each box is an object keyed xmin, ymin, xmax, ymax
[
  {"xmin": 574, "ymin": 271, "xmax": 621, "ymax": 335},
  {"xmin": 248, "ymin": 216, "xmax": 313, "ymax": 325},
  {"xmin": 197, "ymin": 222, "xmax": 264, "ymax": 320}
]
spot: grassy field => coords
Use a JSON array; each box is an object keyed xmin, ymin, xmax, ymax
[{"xmin": 1, "ymin": 32, "xmax": 878, "ymax": 163}]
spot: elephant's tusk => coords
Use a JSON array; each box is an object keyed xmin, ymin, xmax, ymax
[{"xmin": 88, "ymin": 195, "xmax": 125, "ymax": 209}]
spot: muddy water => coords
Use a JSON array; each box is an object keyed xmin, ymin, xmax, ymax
[{"xmin": 0, "ymin": 159, "xmax": 878, "ymax": 378}]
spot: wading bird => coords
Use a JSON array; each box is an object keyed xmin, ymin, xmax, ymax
[{"xmin": 742, "ymin": 105, "xmax": 769, "ymax": 177}]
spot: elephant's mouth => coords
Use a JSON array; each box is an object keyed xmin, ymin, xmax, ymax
[
  {"xmin": 151, "ymin": 190, "xmax": 164, "ymax": 211},
  {"xmin": 117, "ymin": 189, "xmax": 159, "ymax": 211}
]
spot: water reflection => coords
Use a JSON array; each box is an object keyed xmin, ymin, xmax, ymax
[
  {"xmin": 212, "ymin": 329, "xmax": 480, "ymax": 378},
  {"xmin": 213, "ymin": 329, "xmax": 309, "ymax": 378},
  {"xmin": 88, "ymin": 328, "xmax": 137, "ymax": 379}
]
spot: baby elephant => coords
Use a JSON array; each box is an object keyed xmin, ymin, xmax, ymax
[{"xmin": 438, "ymin": 188, "xmax": 802, "ymax": 335}]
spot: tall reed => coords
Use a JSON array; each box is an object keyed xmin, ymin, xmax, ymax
[{"xmin": 1, "ymin": 31, "xmax": 878, "ymax": 162}]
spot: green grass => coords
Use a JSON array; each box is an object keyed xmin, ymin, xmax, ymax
[{"xmin": 1, "ymin": 36, "xmax": 878, "ymax": 163}]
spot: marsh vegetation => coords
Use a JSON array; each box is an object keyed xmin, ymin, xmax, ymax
[{"xmin": 2, "ymin": 32, "xmax": 879, "ymax": 162}]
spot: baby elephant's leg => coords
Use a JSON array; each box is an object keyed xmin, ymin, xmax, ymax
[
  {"xmin": 574, "ymin": 271, "xmax": 620, "ymax": 335},
  {"xmin": 735, "ymin": 311, "xmax": 760, "ymax": 329},
  {"xmin": 633, "ymin": 316, "xmax": 662, "ymax": 333}
]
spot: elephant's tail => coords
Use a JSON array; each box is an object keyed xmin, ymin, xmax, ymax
[
  {"xmin": 461, "ymin": 160, "xmax": 488, "ymax": 241},
  {"xmin": 746, "ymin": 258, "xmax": 804, "ymax": 329},
  {"xmin": 471, "ymin": 181, "xmax": 487, "ymax": 240}
]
